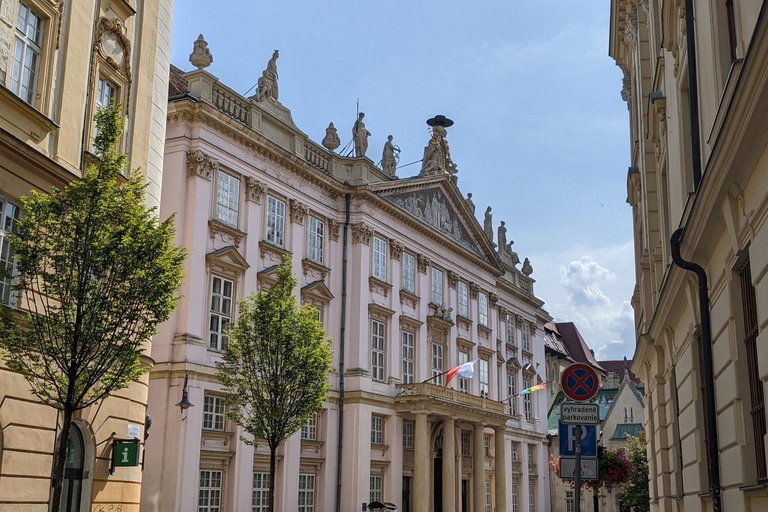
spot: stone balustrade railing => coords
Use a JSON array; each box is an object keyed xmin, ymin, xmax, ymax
[
  {"xmin": 395, "ymin": 382, "xmax": 507, "ymax": 414},
  {"xmin": 304, "ymin": 141, "xmax": 330, "ymax": 173},
  {"xmin": 212, "ymin": 82, "xmax": 249, "ymax": 125}
]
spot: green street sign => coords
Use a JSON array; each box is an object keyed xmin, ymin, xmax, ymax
[{"xmin": 112, "ymin": 441, "xmax": 139, "ymax": 468}]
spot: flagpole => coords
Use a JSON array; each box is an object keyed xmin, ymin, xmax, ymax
[{"xmin": 421, "ymin": 368, "xmax": 452, "ymax": 384}]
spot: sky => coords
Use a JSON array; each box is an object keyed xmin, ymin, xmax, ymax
[{"xmin": 171, "ymin": 0, "xmax": 635, "ymax": 360}]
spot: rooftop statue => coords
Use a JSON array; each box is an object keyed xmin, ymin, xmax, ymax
[
  {"xmin": 353, "ymin": 112, "xmax": 371, "ymax": 157},
  {"xmin": 189, "ymin": 34, "xmax": 213, "ymax": 69},
  {"xmin": 483, "ymin": 206, "xmax": 493, "ymax": 243},
  {"xmin": 419, "ymin": 125, "xmax": 458, "ymax": 177},
  {"xmin": 522, "ymin": 257, "xmax": 533, "ymax": 276},
  {"xmin": 497, "ymin": 220, "xmax": 507, "ymax": 253},
  {"xmin": 256, "ymin": 49, "xmax": 279, "ymax": 102},
  {"xmin": 322, "ymin": 122, "xmax": 340, "ymax": 152},
  {"xmin": 381, "ymin": 135, "xmax": 400, "ymax": 175},
  {"xmin": 465, "ymin": 192, "xmax": 475, "ymax": 214}
]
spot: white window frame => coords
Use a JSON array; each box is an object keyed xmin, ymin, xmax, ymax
[
  {"xmin": 10, "ymin": 2, "xmax": 43, "ymax": 105},
  {"xmin": 402, "ymin": 252, "xmax": 415, "ymax": 293},
  {"xmin": 253, "ymin": 472, "xmax": 269, "ymax": 512},
  {"xmin": 524, "ymin": 379, "xmax": 532, "ymax": 422},
  {"xmin": 528, "ymin": 444, "xmax": 535, "ymax": 465},
  {"xmin": 371, "ymin": 415, "xmax": 384, "ymax": 445},
  {"xmin": 266, "ymin": 195, "xmax": 286, "ymax": 247},
  {"xmin": 0, "ymin": 195, "xmax": 21, "ymax": 306},
  {"xmin": 511, "ymin": 442, "xmax": 519, "ymax": 462},
  {"xmin": 458, "ymin": 351, "xmax": 469, "ymax": 393},
  {"xmin": 511, "ymin": 483, "xmax": 519, "ymax": 512},
  {"xmin": 484, "ymin": 434, "xmax": 491, "ymax": 457},
  {"xmin": 301, "ymin": 412, "xmax": 318, "ymax": 441},
  {"xmin": 507, "ymin": 373, "xmax": 517, "ymax": 416},
  {"xmin": 431, "ymin": 267, "xmax": 443, "ymax": 304},
  {"xmin": 506, "ymin": 314, "xmax": 516, "ymax": 346},
  {"xmin": 92, "ymin": 76, "xmax": 118, "ymax": 151},
  {"xmin": 403, "ymin": 421, "xmax": 414, "ymax": 449},
  {"xmin": 485, "ymin": 480, "xmax": 492, "ymax": 512},
  {"xmin": 402, "ymin": 330, "xmax": 414, "ymax": 384},
  {"xmin": 216, "ymin": 171, "xmax": 240, "ymax": 228},
  {"xmin": 461, "ymin": 431, "xmax": 470, "ymax": 456},
  {"xmin": 307, "ymin": 215, "xmax": 324, "ymax": 264},
  {"xmin": 479, "ymin": 359, "xmax": 489, "ymax": 398},
  {"xmin": 522, "ymin": 322, "xmax": 531, "ymax": 352},
  {"xmin": 203, "ymin": 395, "xmax": 226, "ymax": 431},
  {"xmin": 297, "ymin": 473, "xmax": 315, "ymax": 512},
  {"xmin": 565, "ymin": 490, "xmax": 575, "ymax": 512},
  {"xmin": 370, "ymin": 474, "xmax": 384, "ymax": 503},
  {"xmin": 209, "ymin": 275, "xmax": 234, "ymax": 351},
  {"xmin": 479, "ymin": 292, "xmax": 488, "ymax": 326},
  {"xmin": 372, "ymin": 236, "xmax": 387, "ymax": 281},
  {"xmin": 198, "ymin": 469, "xmax": 223, "ymax": 512},
  {"xmin": 458, "ymin": 281, "xmax": 468, "ymax": 317},
  {"xmin": 371, "ymin": 320, "xmax": 386, "ymax": 382},
  {"xmin": 431, "ymin": 342, "xmax": 444, "ymax": 386},
  {"xmin": 529, "ymin": 483, "xmax": 535, "ymax": 511}
]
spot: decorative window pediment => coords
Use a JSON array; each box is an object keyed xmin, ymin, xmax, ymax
[
  {"xmin": 206, "ymin": 246, "xmax": 249, "ymax": 279},
  {"xmin": 506, "ymin": 357, "xmax": 522, "ymax": 370},
  {"xmin": 301, "ymin": 280, "xmax": 334, "ymax": 308},
  {"xmin": 257, "ymin": 264, "xmax": 279, "ymax": 290},
  {"xmin": 369, "ymin": 302, "xmax": 396, "ymax": 322}
]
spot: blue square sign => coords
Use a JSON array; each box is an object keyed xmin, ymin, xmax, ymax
[{"xmin": 559, "ymin": 421, "xmax": 597, "ymax": 457}]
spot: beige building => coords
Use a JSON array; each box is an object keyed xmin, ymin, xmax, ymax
[
  {"xmin": 609, "ymin": 0, "xmax": 768, "ymax": 510},
  {"xmin": 0, "ymin": 0, "xmax": 175, "ymax": 510}
]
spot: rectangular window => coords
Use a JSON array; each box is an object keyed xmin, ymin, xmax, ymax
[
  {"xmin": 402, "ymin": 252, "xmax": 415, "ymax": 293},
  {"xmin": 301, "ymin": 412, "xmax": 318, "ymax": 441},
  {"xmin": 203, "ymin": 395, "xmax": 225, "ymax": 431},
  {"xmin": 253, "ymin": 472, "xmax": 269, "ymax": 512},
  {"xmin": 91, "ymin": 77, "xmax": 118, "ymax": 151},
  {"xmin": 402, "ymin": 330, "xmax": 414, "ymax": 384},
  {"xmin": 511, "ymin": 483, "xmax": 518, "ymax": 512},
  {"xmin": 484, "ymin": 434, "xmax": 491, "ymax": 457},
  {"xmin": 479, "ymin": 292, "xmax": 488, "ymax": 326},
  {"xmin": 371, "ymin": 415, "xmax": 383, "ymax": 445},
  {"xmin": 403, "ymin": 421, "xmax": 414, "ymax": 449},
  {"xmin": 485, "ymin": 480, "xmax": 492, "ymax": 512},
  {"xmin": 216, "ymin": 171, "xmax": 240, "ymax": 228},
  {"xmin": 431, "ymin": 342, "xmax": 444, "ymax": 386},
  {"xmin": 506, "ymin": 314, "xmax": 516, "ymax": 346},
  {"xmin": 524, "ymin": 379, "xmax": 532, "ymax": 421},
  {"xmin": 198, "ymin": 469, "xmax": 222, "ymax": 512},
  {"xmin": 370, "ymin": 474, "xmax": 383, "ymax": 503},
  {"xmin": 528, "ymin": 444, "xmax": 535, "ymax": 465},
  {"xmin": 297, "ymin": 474, "xmax": 315, "ymax": 512},
  {"xmin": 307, "ymin": 216, "xmax": 324, "ymax": 264},
  {"xmin": 565, "ymin": 491, "xmax": 574, "ymax": 512},
  {"xmin": 522, "ymin": 322, "xmax": 530, "ymax": 352},
  {"xmin": 10, "ymin": 3, "xmax": 43, "ymax": 105},
  {"xmin": 431, "ymin": 267, "xmax": 443, "ymax": 304},
  {"xmin": 371, "ymin": 320, "xmax": 385, "ymax": 382},
  {"xmin": 373, "ymin": 236, "xmax": 387, "ymax": 281},
  {"xmin": 209, "ymin": 275, "xmax": 233, "ymax": 351},
  {"xmin": 458, "ymin": 281, "xmax": 468, "ymax": 317},
  {"xmin": 507, "ymin": 373, "xmax": 516, "ymax": 416},
  {"xmin": 0, "ymin": 195, "xmax": 21, "ymax": 305},
  {"xmin": 511, "ymin": 442, "xmax": 519, "ymax": 462},
  {"xmin": 480, "ymin": 359, "xmax": 489, "ymax": 398},
  {"xmin": 458, "ymin": 351, "xmax": 469, "ymax": 393},
  {"xmin": 461, "ymin": 431, "xmax": 470, "ymax": 456},
  {"xmin": 266, "ymin": 195, "xmax": 286, "ymax": 247},
  {"xmin": 529, "ymin": 483, "xmax": 535, "ymax": 511}
]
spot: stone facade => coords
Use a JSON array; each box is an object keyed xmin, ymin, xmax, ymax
[
  {"xmin": 141, "ymin": 61, "xmax": 552, "ymax": 512},
  {"xmin": 0, "ymin": 0, "xmax": 175, "ymax": 510},
  {"xmin": 610, "ymin": 0, "xmax": 768, "ymax": 510}
]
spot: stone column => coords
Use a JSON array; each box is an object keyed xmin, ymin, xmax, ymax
[
  {"xmin": 442, "ymin": 417, "xmax": 456, "ymax": 512},
  {"xmin": 494, "ymin": 426, "xmax": 507, "ymax": 512},
  {"xmin": 414, "ymin": 412, "xmax": 430, "ymax": 512},
  {"xmin": 473, "ymin": 423, "xmax": 486, "ymax": 512}
]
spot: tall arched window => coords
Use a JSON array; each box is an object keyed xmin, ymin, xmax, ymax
[{"xmin": 60, "ymin": 424, "xmax": 84, "ymax": 512}]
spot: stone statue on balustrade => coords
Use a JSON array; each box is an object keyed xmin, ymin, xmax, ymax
[
  {"xmin": 419, "ymin": 125, "xmax": 458, "ymax": 177},
  {"xmin": 497, "ymin": 221, "xmax": 507, "ymax": 253},
  {"xmin": 465, "ymin": 193, "xmax": 475, "ymax": 214},
  {"xmin": 353, "ymin": 112, "xmax": 371, "ymax": 157},
  {"xmin": 381, "ymin": 135, "xmax": 400, "ymax": 175},
  {"xmin": 256, "ymin": 49, "xmax": 279, "ymax": 102},
  {"xmin": 483, "ymin": 207, "xmax": 494, "ymax": 244}
]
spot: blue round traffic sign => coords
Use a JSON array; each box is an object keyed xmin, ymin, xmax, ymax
[{"xmin": 561, "ymin": 363, "xmax": 599, "ymax": 401}]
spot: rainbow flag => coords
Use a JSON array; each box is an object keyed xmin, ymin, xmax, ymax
[{"xmin": 517, "ymin": 382, "xmax": 548, "ymax": 396}]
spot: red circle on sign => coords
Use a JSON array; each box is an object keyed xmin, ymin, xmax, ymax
[{"xmin": 561, "ymin": 363, "xmax": 599, "ymax": 401}]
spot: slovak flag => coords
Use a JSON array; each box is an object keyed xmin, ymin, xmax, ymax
[{"xmin": 444, "ymin": 359, "xmax": 479, "ymax": 388}]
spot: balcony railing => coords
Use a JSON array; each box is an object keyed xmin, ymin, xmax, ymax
[
  {"xmin": 304, "ymin": 141, "xmax": 330, "ymax": 173},
  {"xmin": 395, "ymin": 382, "xmax": 507, "ymax": 414},
  {"xmin": 212, "ymin": 83, "xmax": 249, "ymax": 124}
]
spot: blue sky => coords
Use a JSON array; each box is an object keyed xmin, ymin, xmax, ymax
[{"xmin": 171, "ymin": 0, "xmax": 635, "ymax": 360}]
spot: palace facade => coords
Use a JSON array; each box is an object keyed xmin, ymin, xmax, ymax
[{"xmin": 141, "ymin": 40, "xmax": 552, "ymax": 512}]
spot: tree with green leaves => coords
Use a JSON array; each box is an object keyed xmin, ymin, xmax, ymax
[
  {"xmin": 621, "ymin": 432, "xmax": 651, "ymax": 511},
  {"xmin": 217, "ymin": 256, "xmax": 332, "ymax": 512},
  {"xmin": 0, "ymin": 104, "xmax": 185, "ymax": 512}
]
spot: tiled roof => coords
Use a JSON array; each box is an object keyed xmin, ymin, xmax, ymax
[
  {"xmin": 611, "ymin": 423, "xmax": 643, "ymax": 440},
  {"xmin": 597, "ymin": 359, "xmax": 642, "ymax": 387},
  {"xmin": 169, "ymin": 64, "xmax": 189, "ymax": 96},
  {"xmin": 555, "ymin": 322, "xmax": 604, "ymax": 371}
]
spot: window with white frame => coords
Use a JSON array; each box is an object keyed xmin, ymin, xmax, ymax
[
  {"xmin": 209, "ymin": 275, "xmax": 233, "ymax": 351},
  {"xmin": 485, "ymin": 480, "xmax": 492, "ymax": 512},
  {"xmin": 522, "ymin": 322, "xmax": 530, "ymax": 352},
  {"xmin": 528, "ymin": 444, "xmax": 535, "ymax": 465},
  {"xmin": 0, "ymin": 195, "xmax": 21, "ymax": 306},
  {"xmin": 511, "ymin": 442, "xmax": 519, "ymax": 462},
  {"xmin": 523, "ymin": 379, "xmax": 532, "ymax": 421},
  {"xmin": 371, "ymin": 320, "xmax": 385, "ymax": 382},
  {"xmin": 479, "ymin": 358, "xmax": 489, "ymax": 398},
  {"xmin": 507, "ymin": 373, "xmax": 516, "ymax": 415},
  {"xmin": 198, "ymin": 469, "xmax": 222, "ymax": 512},
  {"xmin": 92, "ymin": 77, "xmax": 118, "ymax": 151},
  {"xmin": 266, "ymin": 195, "xmax": 286, "ymax": 247},
  {"xmin": 506, "ymin": 314, "xmax": 516, "ymax": 346},
  {"xmin": 203, "ymin": 395, "xmax": 225, "ymax": 431},
  {"xmin": 403, "ymin": 421, "xmax": 413, "ymax": 449},
  {"xmin": 301, "ymin": 412, "xmax": 318, "ymax": 441},
  {"xmin": 458, "ymin": 281, "xmax": 468, "ymax": 317},
  {"xmin": 372, "ymin": 236, "xmax": 387, "ymax": 281},
  {"xmin": 458, "ymin": 351, "xmax": 469, "ymax": 393},
  {"xmin": 10, "ymin": 3, "xmax": 43, "ymax": 105},
  {"xmin": 216, "ymin": 171, "xmax": 240, "ymax": 228},
  {"xmin": 297, "ymin": 473, "xmax": 315, "ymax": 512},
  {"xmin": 402, "ymin": 252, "xmax": 415, "ymax": 293},
  {"xmin": 402, "ymin": 330, "xmax": 414, "ymax": 384},
  {"xmin": 431, "ymin": 267, "xmax": 443, "ymax": 304},
  {"xmin": 253, "ymin": 472, "xmax": 269, "ymax": 512},
  {"xmin": 371, "ymin": 415, "xmax": 383, "ymax": 445},
  {"xmin": 370, "ymin": 474, "xmax": 383, "ymax": 503},
  {"xmin": 484, "ymin": 434, "xmax": 491, "ymax": 457},
  {"xmin": 565, "ymin": 490, "xmax": 575, "ymax": 512},
  {"xmin": 461, "ymin": 431, "xmax": 470, "ymax": 456},
  {"xmin": 431, "ymin": 342, "xmax": 444, "ymax": 385},
  {"xmin": 529, "ymin": 483, "xmax": 535, "ymax": 511},
  {"xmin": 307, "ymin": 216, "xmax": 324, "ymax": 264},
  {"xmin": 479, "ymin": 292, "xmax": 488, "ymax": 326},
  {"xmin": 511, "ymin": 483, "xmax": 519, "ymax": 512}
]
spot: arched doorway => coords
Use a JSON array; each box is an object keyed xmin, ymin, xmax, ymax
[
  {"xmin": 433, "ymin": 428, "xmax": 443, "ymax": 512},
  {"xmin": 60, "ymin": 424, "xmax": 84, "ymax": 512}
]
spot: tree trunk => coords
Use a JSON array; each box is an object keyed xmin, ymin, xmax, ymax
[
  {"xmin": 268, "ymin": 443, "xmax": 277, "ymax": 512},
  {"xmin": 50, "ymin": 408, "xmax": 74, "ymax": 512}
]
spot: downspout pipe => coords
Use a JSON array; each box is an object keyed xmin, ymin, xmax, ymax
[
  {"xmin": 335, "ymin": 192, "xmax": 351, "ymax": 512},
  {"xmin": 670, "ymin": 227, "xmax": 721, "ymax": 512},
  {"xmin": 683, "ymin": 0, "xmax": 704, "ymax": 189}
]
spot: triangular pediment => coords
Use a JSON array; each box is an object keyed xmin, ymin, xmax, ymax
[
  {"xmin": 206, "ymin": 246, "xmax": 249, "ymax": 273},
  {"xmin": 301, "ymin": 280, "xmax": 334, "ymax": 303},
  {"xmin": 370, "ymin": 176, "xmax": 500, "ymax": 266}
]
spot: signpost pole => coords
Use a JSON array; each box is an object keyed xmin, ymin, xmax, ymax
[{"xmin": 575, "ymin": 425, "xmax": 582, "ymax": 512}]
